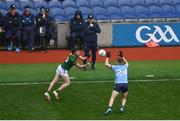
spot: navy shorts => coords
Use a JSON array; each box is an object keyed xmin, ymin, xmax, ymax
[{"xmin": 114, "ymin": 83, "xmax": 128, "ymax": 94}]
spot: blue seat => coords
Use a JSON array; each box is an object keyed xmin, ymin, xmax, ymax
[
  {"xmin": 148, "ymin": 5, "xmax": 163, "ymax": 18},
  {"xmin": 0, "ymin": 9, "xmax": 7, "ymax": 15},
  {"xmin": 94, "ymin": 14, "xmax": 109, "ymax": 20},
  {"xmin": 174, "ymin": 0, "xmax": 180, "ymax": 5},
  {"xmin": 29, "ymin": 8, "xmax": 37, "ymax": 16},
  {"xmin": 62, "ymin": 0, "xmax": 76, "ymax": 8},
  {"xmin": 16, "ymin": 9, "xmax": 23, "ymax": 15},
  {"xmin": 134, "ymin": 5, "xmax": 149, "ymax": 18},
  {"xmin": 19, "ymin": 1, "xmax": 34, "ymax": 10},
  {"xmin": 50, "ymin": 7, "xmax": 65, "ymax": 17},
  {"xmin": 161, "ymin": 5, "xmax": 176, "ymax": 17},
  {"xmin": 120, "ymin": 6, "xmax": 135, "ymax": 18},
  {"xmin": 104, "ymin": 0, "xmax": 118, "ymax": 7},
  {"xmin": 159, "ymin": 0, "xmax": 173, "ymax": 6},
  {"xmin": 175, "ymin": 5, "xmax": 180, "ymax": 17},
  {"xmin": 48, "ymin": 0, "xmax": 62, "ymax": 9},
  {"xmin": 34, "ymin": 1, "xmax": 48, "ymax": 10},
  {"xmin": 145, "ymin": 0, "xmax": 159, "ymax": 6},
  {"xmin": 118, "ymin": 0, "xmax": 132, "ymax": 7},
  {"xmin": 54, "ymin": 14, "xmax": 67, "ymax": 21},
  {"xmin": 0, "ymin": 1, "xmax": 7, "ymax": 10},
  {"xmin": 132, "ymin": 0, "xmax": 145, "ymax": 6},
  {"xmin": 6, "ymin": 0, "xmax": 21, "ymax": 10},
  {"xmin": 78, "ymin": 6, "xmax": 92, "ymax": 18},
  {"xmin": 89, "ymin": 0, "xmax": 104, "ymax": 8},
  {"xmin": 64, "ymin": 7, "xmax": 77, "ymax": 20},
  {"xmin": 76, "ymin": 0, "xmax": 89, "ymax": 8},
  {"xmin": 92, "ymin": 6, "xmax": 107, "ymax": 17},
  {"xmin": 107, "ymin": 6, "xmax": 121, "ymax": 19}
]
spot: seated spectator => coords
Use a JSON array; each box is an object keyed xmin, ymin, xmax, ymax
[
  {"xmin": 70, "ymin": 10, "xmax": 85, "ymax": 49},
  {"xmin": 21, "ymin": 5, "xmax": 35, "ymax": 52},
  {"xmin": 0, "ymin": 10, "xmax": 5, "ymax": 46},
  {"xmin": 4, "ymin": 4, "xmax": 21, "ymax": 52}
]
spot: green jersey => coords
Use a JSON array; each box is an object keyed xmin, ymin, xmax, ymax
[{"xmin": 61, "ymin": 54, "xmax": 79, "ymax": 71}]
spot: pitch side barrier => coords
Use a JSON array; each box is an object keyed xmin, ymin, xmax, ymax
[{"xmin": 56, "ymin": 21, "xmax": 180, "ymax": 48}]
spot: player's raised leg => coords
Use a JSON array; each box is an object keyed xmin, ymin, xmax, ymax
[
  {"xmin": 53, "ymin": 75, "xmax": 70, "ymax": 100},
  {"xmin": 104, "ymin": 90, "xmax": 119, "ymax": 115},
  {"xmin": 44, "ymin": 74, "xmax": 60, "ymax": 101}
]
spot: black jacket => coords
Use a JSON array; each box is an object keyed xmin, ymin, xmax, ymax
[
  {"xmin": 36, "ymin": 14, "xmax": 53, "ymax": 34},
  {"xmin": 5, "ymin": 12, "xmax": 21, "ymax": 32},
  {"xmin": 84, "ymin": 21, "xmax": 101, "ymax": 44}
]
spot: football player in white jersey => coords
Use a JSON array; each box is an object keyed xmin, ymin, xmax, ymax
[{"xmin": 104, "ymin": 51, "xmax": 128, "ymax": 115}]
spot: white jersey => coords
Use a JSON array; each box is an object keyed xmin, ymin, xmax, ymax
[{"xmin": 112, "ymin": 64, "xmax": 128, "ymax": 84}]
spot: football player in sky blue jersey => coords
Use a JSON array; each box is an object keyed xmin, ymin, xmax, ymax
[{"xmin": 104, "ymin": 51, "xmax": 128, "ymax": 115}]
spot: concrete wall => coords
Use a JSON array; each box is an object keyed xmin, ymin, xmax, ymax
[{"xmin": 57, "ymin": 23, "xmax": 113, "ymax": 48}]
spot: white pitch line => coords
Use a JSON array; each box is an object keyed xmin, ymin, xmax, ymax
[{"xmin": 0, "ymin": 79, "xmax": 180, "ymax": 86}]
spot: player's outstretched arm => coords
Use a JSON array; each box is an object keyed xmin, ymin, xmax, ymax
[
  {"xmin": 119, "ymin": 51, "xmax": 128, "ymax": 65},
  {"xmin": 79, "ymin": 53, "xmax": 91, "ymax": 61},
  {"xmin": 75, "ymin": 63, "xmax": 90, "ymax": 68},
  {"xmin": 105, "ymin": 51, "xmax": 112, "ymax": 68}
]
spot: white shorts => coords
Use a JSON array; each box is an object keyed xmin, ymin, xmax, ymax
[{"xmin": 56, "ymin": 65, "xmax": 69, "ymax": 77}]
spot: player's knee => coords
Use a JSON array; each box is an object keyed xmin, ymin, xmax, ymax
[{"xmin": 65, "ymin": 81, "xmax": 71, "ymax": 86}]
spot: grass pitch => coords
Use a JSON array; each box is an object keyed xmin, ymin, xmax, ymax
[{"xmin": 0, "ymin": 60, "xmax": 180, "ymax": 119}]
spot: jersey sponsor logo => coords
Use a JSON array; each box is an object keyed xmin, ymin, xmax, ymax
[{"xmin": 136, "ymin": 25, "xmax": 180, "ymax": 43}]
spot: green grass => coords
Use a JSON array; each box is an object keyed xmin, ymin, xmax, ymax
[{"xmin": 0, "ymin": 60, "xmax": 180, "ymax": 119}]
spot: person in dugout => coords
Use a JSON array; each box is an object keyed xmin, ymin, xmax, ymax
[
  {"xmin": 0, "ymin": 10, "xmax": 5, "ymax": 46},
  {"xmin": 21, "ymin": 5, "xmax": 35, "ymax": 52},
  {"xmin": 5, "ymin": 4, "xmax": 21, "ymax": 52},
  {"xmin": 36, "ymin": 7, "xmax": 53, "ymax": 50},
  {"xmin": 83, "ymin": 14, "xmax": 101, "ymax": 70},
  {"xmin": 70, "ymin": 10, "xmax": 85, "ymax": 50}
]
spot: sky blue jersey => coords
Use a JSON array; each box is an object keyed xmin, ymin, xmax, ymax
[{"xmin": 112, "ymin": 64, "xmax": 128, "ymax": 84}]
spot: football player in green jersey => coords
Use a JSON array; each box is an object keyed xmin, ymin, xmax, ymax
[{"xmin": 44, "ymin": 49, "xmax": 90, "ymax": 101}]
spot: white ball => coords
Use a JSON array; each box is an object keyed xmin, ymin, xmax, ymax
[{"xmin": 98, "ymin": 49, "xmax": 106, "ymax": 57}]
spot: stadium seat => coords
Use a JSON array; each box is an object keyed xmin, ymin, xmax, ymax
[
  {"xmin": 64, "ymin": 7, "xmax": 77, "ymax": 20},
  {"xmin": 62, "ymin": 0, "xmax": 76, "ymax": 8},
  {"xmin": 134, "ymin": 5, "xmax": 149, "ymax": 18},
  {"xmin": 92, "ymin": 6, "xmax": 107, "ymax": 17},
  {"xmin": 48, "ymin": 0, "xmax": 62, "ymax": 9},
  {"xmin": 107, "ymin": 6, "xmax": 121, "ymax": 19},
  {"xmin": 34, "ymin": 1, "xmax": 48, "ymax": 10},
  {"xmin": 175, "ymin": 5, "xmax": 180, "ymax": 17},
  {"xmin": 159, "ymin": 0, "xmax": 173, "ymax": 6},
  {"xmin": 78, "ymin": 6, "xmax": 92, "ymax": 18},
  {"xmin": 0, "ymin": 9, "xmax": 7, "ymax": 15},
  {"xmin": 16, "ymin": 9, "xmax": 23, "ymax": 15},
  {"xmin": 117, "ymin": 0, "xmax": 132, "ymax": 7},
  {"xmin": 161, "ymin": 5, "xmax": 176, "ymax": 18},
  {"xmin": 144, "ymin": 0, "xmax": 159, "ymax": 6},
  {"xmin": 76, "ymin": 0, "xmax": 90, "ymax": 8},
  {"xmin": 0, "ymin": 1, "xmax": 7, "ymax": 10},
  {"xmin": 89, "ymin": 0, "xmax": 104, "ymax": 8},
  {"xmin": 120, "ymin": 6, "xmax": 135, "ymax": 19},
  {"xmin": 104, "ymin": 0, "xmax": 118, "ymax": 8},
  {"xmin": 174, "ymin": 0, "xmax": 180, "ymax": 5},
  {"xmin": 148, "ymin": 5, "xmax": 163, "ymax": 18},
  {"xmin": 94, "ymin": 14, "xmax": 109, "ymax": 21},
  {"xmin": 132, "ymin": 0, "xmax": 145, "ymax": 6},
  {"xmin": 19, "ymin": 0, "xmax": 34, "ymax": 10},
  {"xmin": 6, "ymin": 0, "xmax": 21, "ymax": 10},
  {"xmin": 54, "ymin": 14, "xmax": 67, "ymax": 21},
  {"xmin": 29, "ymin": 8, "xmax": 37, "ymax": 16},
  {"xmin": 50, "ymin": 7, "xmax": 65, "ymax": 17}
]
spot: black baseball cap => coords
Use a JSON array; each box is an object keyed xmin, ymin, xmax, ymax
[
  {"xmin": 24, "ymin": 5, "xmax": 30, "ymax": 11},
  {"xmin": 10, "ymin": 4, "xmax": 16, "ymax": 10},
  {"xmin": 88, "ymin": 14, "xmax": 94, "ymax": 19}
]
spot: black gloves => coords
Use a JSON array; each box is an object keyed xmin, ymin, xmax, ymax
[{"xmin": 106, "ymin": 51, "xmax": 111, "ymax": 58}]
